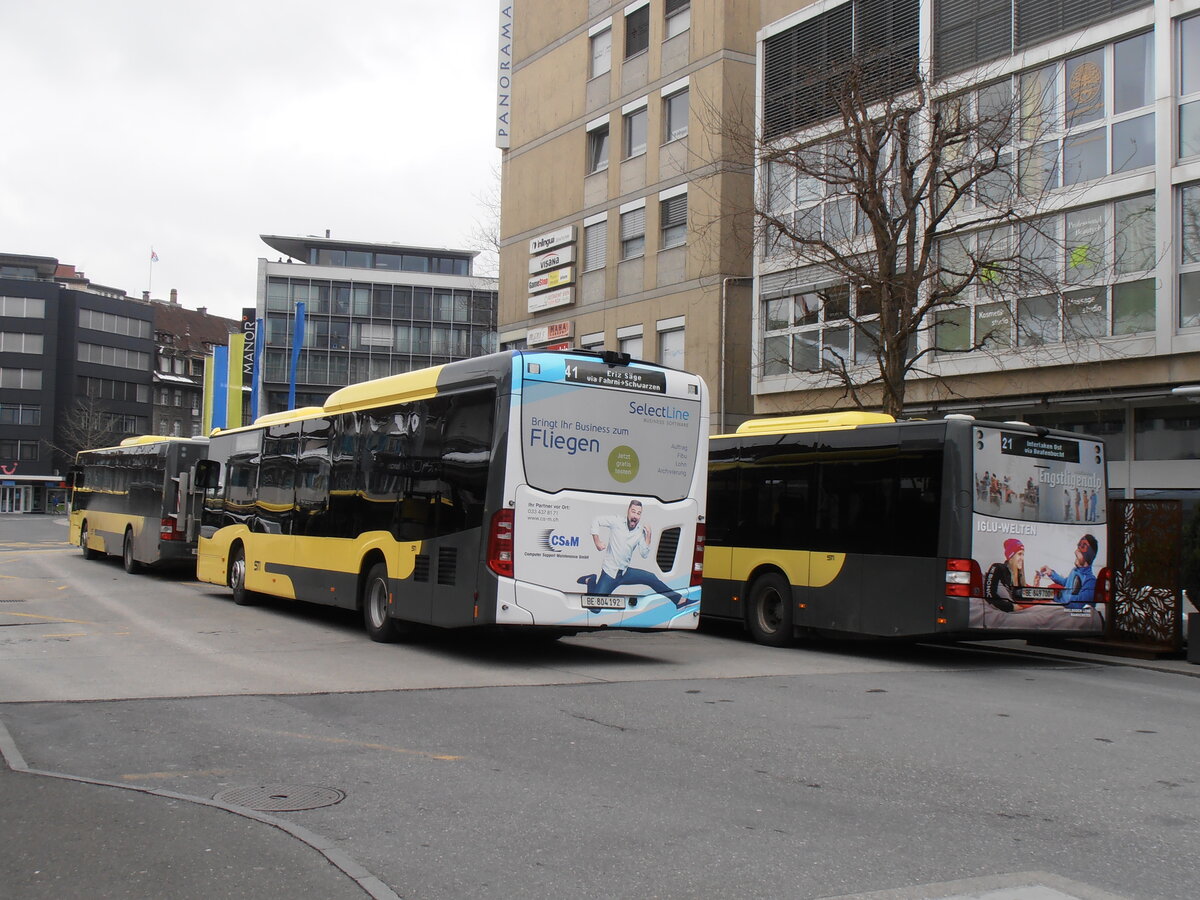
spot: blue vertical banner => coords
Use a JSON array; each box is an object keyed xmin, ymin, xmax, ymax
[
  {"xmin": 252, "ymin": 316, "xmax": 265, "ymax": 422},
  {"xmin": 288, "ymin": 301, "xmax": 306, "ymax": 411},
  {"xmin": 211, "ymin": 345, "xmax": 229, "ymax": 430}
]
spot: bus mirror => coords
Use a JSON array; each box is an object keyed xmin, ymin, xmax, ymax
[
  {"xmin": 66, "ymin": 470, "xmax": 84, "ymax": 488},
  {"xmin": 193, "ymin": 460, "xmax": 220, "ymax": 490}
]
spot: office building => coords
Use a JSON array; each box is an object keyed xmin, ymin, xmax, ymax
[
  {"xmin": 0, "ymin": 253, "xmax": 155, "ymax": 513},
  {"xmin": 254, "ymin": 234, "xmax": 499, "ymax": 415},
  {"xmin": 499, "ymin": 0, "xmax": 1200, "ymax": 513}
]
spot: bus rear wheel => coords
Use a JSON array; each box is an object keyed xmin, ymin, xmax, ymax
[
  {"xmin": 80, "ymin": 522, "xmax": 101, "ymax": 560},
  {"xmin": 229, "ymin": 545, "xmax": 255, "ymax": 606},
  {"xmin": 362, "ymin": 563, "xmax": 408, "ymax": 643},
  {"xmin": 122, "ymin": 529, "xmax": 141, "ymax": 574},
  {"xmin": 746, "ymin": 573, "xmax": 795, "ymax": 647}
]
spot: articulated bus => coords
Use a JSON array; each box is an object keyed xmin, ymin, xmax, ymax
[
  {"xmin": 69, "ymin": 436, "xmax": 209, "ymax": 573},
  {"xmin": 193, "ymin": 349, "xmax": 709, "ymax": 641},
  {"xmin": 703, "ymin": 412, "xmax": 1110, "ymax": 644}
]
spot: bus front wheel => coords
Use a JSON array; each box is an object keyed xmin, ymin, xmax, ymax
[
  {"xmin": 229, "ymin": 546, "xmax": 255, "ymax": 606},
  {"xmin": 79, "ymin": 522, "xmax": 101, "ymax": 560},
  {"xmin": 362, "ymin": 563, "xmax": 408, "ymax": 643},
  {"xmin": 746, "ymin": 573, "xmax": 795, "ymax": 648},
  {"xmin": 122, "ymin": 529, "xmax": 141, "ymax": 574}
]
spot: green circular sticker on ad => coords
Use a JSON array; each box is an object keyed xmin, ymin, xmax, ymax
[{"xmin": 608, "ymin": 445, "xmax": 639, "ymax": 482}]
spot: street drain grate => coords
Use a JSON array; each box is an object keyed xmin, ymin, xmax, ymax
[{"xmin": 213, "ymin": 784, "xmax": 345, "ymax": 811}]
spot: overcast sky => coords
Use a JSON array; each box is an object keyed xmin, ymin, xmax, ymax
[{"xmin": 0, "ymin": 1, "xmax": 502, "ymax": 321}]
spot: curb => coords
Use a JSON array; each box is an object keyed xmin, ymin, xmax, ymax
[{"xmin": 0, "ymin": 715, "xmax": 400, "ymax": 900}]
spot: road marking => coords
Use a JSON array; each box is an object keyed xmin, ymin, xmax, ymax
[
  {"xmin": 1, "ymin": 611, "xmax": 98, "ymax": 625},
  {"xmin": 264, "ymin": 729, "xmax": 463, "ymax": 761},
  {"xmin": 43, "ymin": 632, "xmax": 87, "ymax": 638},
  {"xmin": 120, "ymin": 769, "xmax": 234, "ymax": 781}
]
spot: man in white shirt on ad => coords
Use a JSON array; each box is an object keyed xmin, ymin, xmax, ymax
[{"xmin": 576, "ymin": 499, "xmax": 690, "ymax": 608}]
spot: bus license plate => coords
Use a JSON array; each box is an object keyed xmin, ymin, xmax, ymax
[
  {"xmin": 1022, "ymin": 587, "xmax": 1055, "ymax": 601},
  {"xmin": 582, "ymin": 595, "xmax": 627, "ymax": 609}
]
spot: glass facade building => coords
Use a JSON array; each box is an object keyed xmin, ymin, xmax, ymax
[{"xmin": 256, "ymin": 235, "xmax": 498, "ymax": 415}]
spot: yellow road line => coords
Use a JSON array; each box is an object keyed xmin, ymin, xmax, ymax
[
  {"xmin": 265, "ymin": 729, "xmax": 463, "ymax": 761},
  {"xmin": 43, "ymin": 632, "xmax": 87, "ymax": 638},
  {"xmin": 1, "ymin": 611, "xmax": 98, "ymax": 625},
  {"xmin": 120, "ymin": 770, "xmax": 234, "ymax": 781}
]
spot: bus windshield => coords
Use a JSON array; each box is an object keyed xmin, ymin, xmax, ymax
[{"xmin": 520, "ymin": 358, "xmax": 703, "ymax": 501}]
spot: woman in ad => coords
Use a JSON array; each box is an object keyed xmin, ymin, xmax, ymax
[{"xmin": 973, "ymin": 533, "xmax": 1104, "ymax": 630}]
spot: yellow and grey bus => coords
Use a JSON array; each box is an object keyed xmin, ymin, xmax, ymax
[
  {"xmin": 703, "ymin": 413, "xmax": 1110, "ymax": 644},
  {"xmin": 69, "ymin": 436, "xmax": 209, "ymax": 573},
  {"xmin": 193, "ymin": 349, "xmax": 709, "ymax": 641}
]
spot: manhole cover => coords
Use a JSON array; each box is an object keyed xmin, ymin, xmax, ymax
[{"xmin": 213, "ymin": 784, "xmax": 345, "ymax": 811}]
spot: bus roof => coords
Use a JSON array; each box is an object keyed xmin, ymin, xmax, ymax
[
  {"xmin": 324, "ymin": 365, "xmax": 446, "ymax": 414},
  {"xmin": 117, "ymin": 435, "xmax": 208, "ymax": 447},
  {"xmin": 725, "ymin": 412, "xmax": 895, "ymax": 438}
]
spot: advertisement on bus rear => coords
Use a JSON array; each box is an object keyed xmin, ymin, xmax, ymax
[
  {"xmin": 514, "ymin": 359, "xmax": 704, "ymax": 626},
  {"xmin": 969, "ymin": 426, "xmax": 1107, "ymax": 632}
]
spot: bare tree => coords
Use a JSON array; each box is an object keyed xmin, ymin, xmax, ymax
[
  {"xmin": 466, "ymin": 163, "xmax": 501, "ymax": 278},
  {"xmin": 741, "ymin": 53, "xmax": 1137, "ymax": 417},
  {"xmin": 43, "ymin": 396, "xmax": 123, "ymax": 472}
]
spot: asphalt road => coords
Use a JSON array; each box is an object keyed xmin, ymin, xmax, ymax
[{"xmin": 2, "ymin": 515, "xmax": 1197, "ymax": 900}]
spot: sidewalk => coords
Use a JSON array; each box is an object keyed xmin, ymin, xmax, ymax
[{"xmin": 0, "ymin": 725, "xmax": 395, "ymax": 900}]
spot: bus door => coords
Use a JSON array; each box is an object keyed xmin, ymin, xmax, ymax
[{"xmin": 253, "ymin": 421, "xmax": 300, "ymax": 587}]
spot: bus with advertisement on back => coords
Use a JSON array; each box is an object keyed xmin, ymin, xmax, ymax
[
  {"xmin": 702, "ymin": 412, "xmax": 1110, "ymax": 645},
  {"xmin": 192, "ymin": 349, "xmax": 708, "ymax": 641},
  {"xmin": 69, "ymin": 436, "xmax": 209, "ymax": 573}
]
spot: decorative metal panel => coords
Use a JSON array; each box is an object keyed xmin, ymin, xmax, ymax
[{"xmin": 1107, "ymin": 499, "xmax": 1183, "ymax": 649}]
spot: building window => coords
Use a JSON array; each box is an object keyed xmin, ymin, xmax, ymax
[
  {"xmin": 762, "ymin": 283, "xmax": 877, "ymax": 375},
  {"xmin": 0, "ymin": 296, "xmax": 44, "ymax": 317},
  {"xmin": 0, "ymin": 440, "xmax": 39, "ymax": 461},
  {"xmin": 663, "ymin": 84, "xmax": 689, "ymax": 142},
  {"xmin": 1017, "ymin": 34, "xmax": 1155, "ymax": 189},
  {"xmin": 658, "ymin": 318, "xmax": 685, "ymax": 369},
  {"xmin": 932, "ymin": 192, "xmax": 1156, "ymax": 351},
  {"xmin": 0, "ymin": 368, "xmax": 42, "ymax": 390},
  {"xmin": 1181, "ymin": 17, "xmax": 1200, "ymax": 159},
  {"xmin": 618, "ymin": 325, "xmax": 643, "ymax": 358},
  {"xmin": 77, "ymin": 343, "xmax": 151, "ymax": 371},
  {"xmin": 0, "ymin": 332, "xmax": 44, "ymax": 354},
  {"xmin": 581, "ymin": 331, "xmax": 605, "ymax": 351},
  {"xmin": 625, "ymin": 3, "xmax": 649, "ymax": 58},
  {"xmin": 665, "ymin": 0, "xmax": 690, "ymax": 40},
  {"xmin": 584, "ymin": 216, "xmax": 608, "ymax": 271},
  {"xmin": 0, "ymin": 403, "xmax": 40, "ymax": 426},
  {"xmin": 1180, "ymin": 183, "xmax": 1200, "ymax": 329},
  {"xmin": 624, "ymin": 105, "xmax": 647, "ymax": 158},
  {"xmin": 763, "ymin": 0, "xmax": 918, "ymax": 139},
  {"xmin": 620, "ymin": 204, "xmax": 646, "ymax": 260},
  {"xmin": 79, "ymin": 308, "xmax": 152, "ymax": 339},
  {"xmin": 660, "ymin": 191, "xmax": 687, "ymax": 249},
  {"xmin": 590, "ymin": 23, "xmax": 612, "ymax": 77},
  {"xmin": 587, "ymin": 121, "xmax": 610, "ymax": 173}
]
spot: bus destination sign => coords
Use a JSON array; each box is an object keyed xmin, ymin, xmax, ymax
[
  {"xmin": 999, "ymin": 432, "xmax": 1080, "ymax": 463},
  {"xmin": 564, "ymin": 361, "xmax": 666, "ymax": 394}
]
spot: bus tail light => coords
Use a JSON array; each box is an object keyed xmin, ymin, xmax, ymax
[
  {"xmin": 690, "ymin": 524, "xmax": 706, "ymax": 587},
  {"xmin": 945, "ymin": 558, "xmax": 983, "ymax": 598},
  {"xmin": 487, "ymin": 509, "xmax": 515, "ymax": 578},
  {"xmin": 1094, "ymin": 566, "xmax": 1112, "ymax": 605},
  {"xmin": 160, "ymin": 517, "xmax": 184, "ymax": 541}
]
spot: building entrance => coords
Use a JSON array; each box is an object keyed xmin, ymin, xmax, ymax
[{"xmin": 0, "ymin": 485, "xmax": 33, "ymax": 513}]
